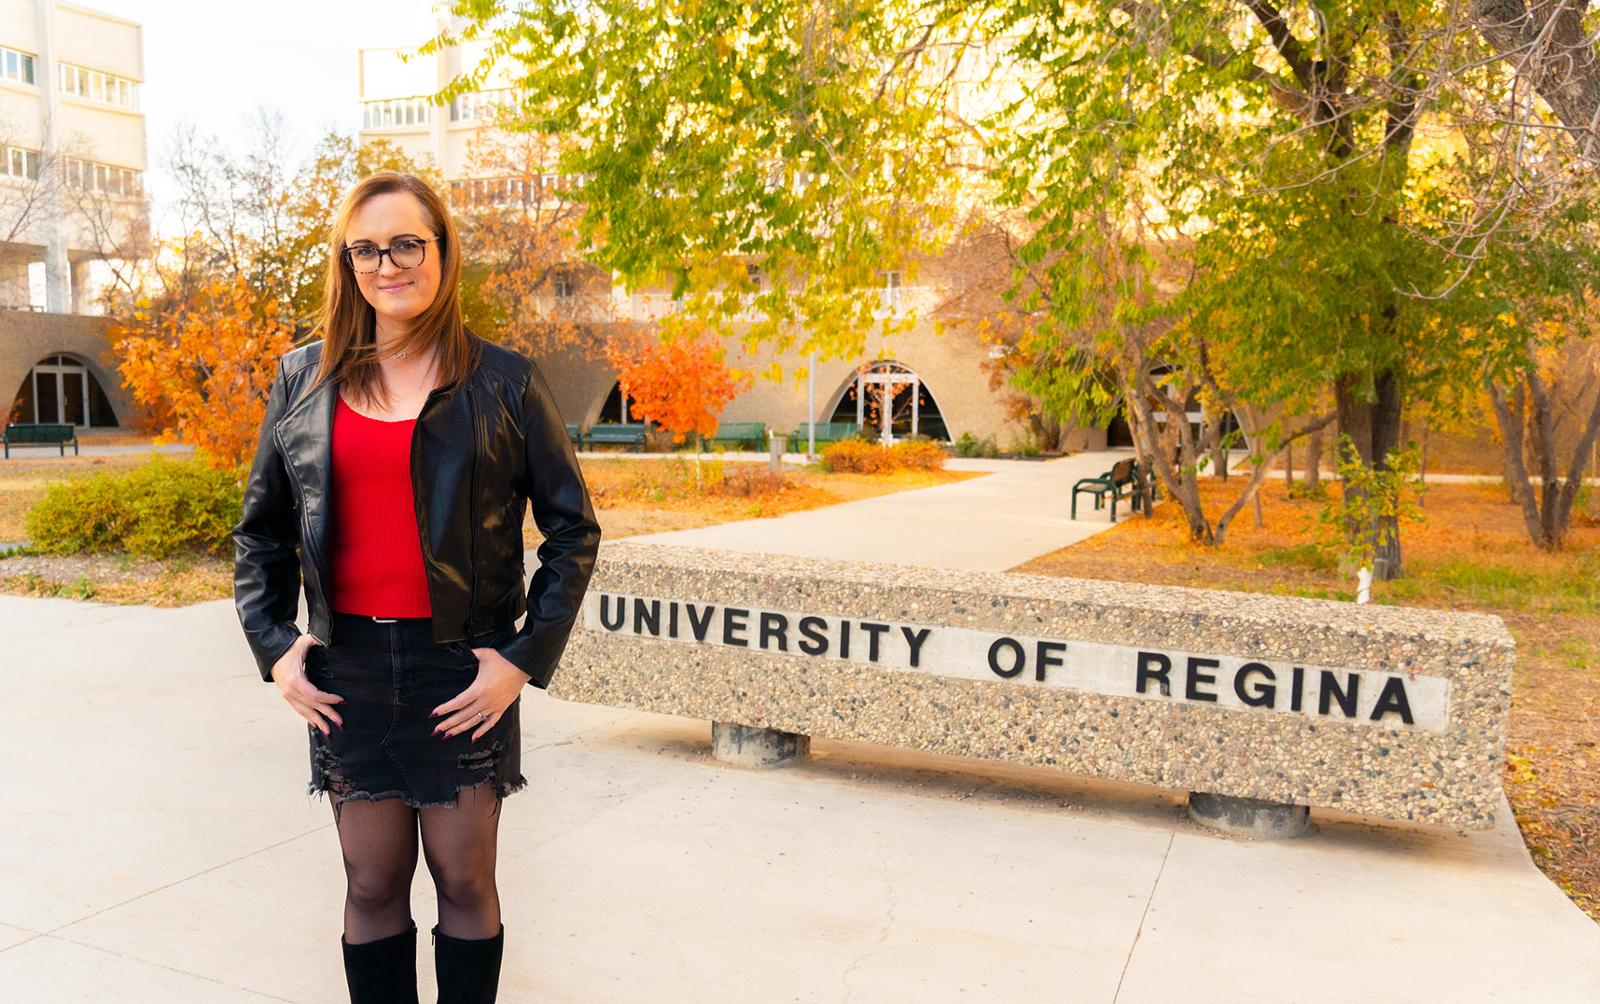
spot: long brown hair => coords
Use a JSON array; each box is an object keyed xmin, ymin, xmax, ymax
[{"xmin": 313, "ymin": 172, "xmax": 478, "ymax": 407}]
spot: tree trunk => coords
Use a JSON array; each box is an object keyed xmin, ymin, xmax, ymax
[
  {"xmin": 1306, "ymin": 427, "xmax": 1324, "ymax": 491},
  {"xmin": 1470, "ymin": 0, "xmax": 1600, "ymax": 161},
  {"xmin": 1335, "ymin": 369, "xmax": 1405, "ymax": 579},
  {"xmin": 1489, "ymin": 369, "xmax": 1600, "ymax": 550}
]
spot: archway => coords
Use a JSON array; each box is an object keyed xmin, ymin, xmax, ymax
[
  {"xmin": 826, "ymin": 360, "xmax": 949, "ymax": 443},
  {"xmin": 596, "ymin": 381, "xmax": 637, "ymax": 424},
  {"xmin": 9, "ymin": 354, "xmax": 119, "ymax": 427}
]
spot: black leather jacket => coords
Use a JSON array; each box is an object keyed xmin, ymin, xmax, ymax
[{"xmin": 232, "ymin": 334, "xmax": 600, "ymax": 688}]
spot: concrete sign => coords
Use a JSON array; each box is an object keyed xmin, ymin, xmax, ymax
[
  {"xmin": 585, "ymin": 593, "xmax": 1451, "ymax": 732},
  {"xmin": 554, "ymin": 543, "xmax": 1513, "ymax": 828}
]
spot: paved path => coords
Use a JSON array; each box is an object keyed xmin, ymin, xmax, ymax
[
  {"xmin": 2, "ymin": 453, "xmax": 1598, "ymax": 1001},
  {"xmin": 636, "ymin": 451, "xmax": 1138, "ymax": 570}
]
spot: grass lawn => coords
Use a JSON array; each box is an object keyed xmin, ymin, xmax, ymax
[
  {"xmin": 1013, "ymin": 477, "xmax": 1600, "ymax": 922},
  {"xmin": 0, "ymin": 453, "xmax": 977, "ymax": 606}
]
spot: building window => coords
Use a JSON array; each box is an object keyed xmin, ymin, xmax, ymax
[
  {"xmin": 1, "ymin": 47, "xmax": 36, "ymax": 85},
  {"xmin": 2, "ymin": 146, "xmax": 41, "ymax": 180},
  {"xmin": 62, "ymin": 157, "xmax": 142, "ymax": 197},
  {"xmin": 363, "ymin": 96, "xmax": 433, "ymax": 129},
  {"xmin": 450, "ymin": 176, "xmax": 527, "ymax": 207},
  {"xmin": 553, "ymin": 270, "xmax": 573, "ymax": 298},
  {"xmin": 58, "ymin": 63, "xmax": 139, "ymax": 109},
  {"xmin": 879, "ymin": 270, "xmax": 903, "ymax": 310}
]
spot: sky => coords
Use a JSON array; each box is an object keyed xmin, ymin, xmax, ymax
[{"xmin": 90, "ymin": 1, "xmax": 441, "ymax": 235}]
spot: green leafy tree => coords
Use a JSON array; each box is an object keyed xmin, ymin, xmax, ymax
[{"xmin": 447, "ymin": 1, "xmax": 1600, "ymax": 574}]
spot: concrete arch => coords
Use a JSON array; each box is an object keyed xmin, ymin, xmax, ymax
[{"xmin": 1, "ymin": 312, "xmax": 132, "ymax": 427}]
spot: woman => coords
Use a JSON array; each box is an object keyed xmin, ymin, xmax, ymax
[{"xmin": 233, "ymin": 171, "xmax": 601, "ymax": 1003}]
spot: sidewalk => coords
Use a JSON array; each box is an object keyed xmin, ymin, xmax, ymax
[
  {"xmin": 1, "ymin": 453, "xmax": 1597, "ymax": 1002},
  {"xmin": 635, "ymin": 451, "xmax": 1139, "ymax": 570}
]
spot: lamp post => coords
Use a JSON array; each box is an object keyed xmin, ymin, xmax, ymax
[{"xmin": 807, "ymin": 350, "xmax": 816, "ymax": 460}]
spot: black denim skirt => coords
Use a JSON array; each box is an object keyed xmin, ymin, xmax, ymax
[{"xmin": 304, "ymin": 612, "xmax": 527, "ymax": 812}]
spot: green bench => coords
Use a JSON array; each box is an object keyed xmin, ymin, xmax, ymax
[
  {"xmin": 566, "ymin": 423, "xmax": 582, "ymax": 446},
  {"xmin": 789, "ymin": 422, "xmax": 862, "ymax": 446},
  {"xmin": 582, "ymin": 423, "xmax": 648, "ymax": 451},
  {"xmin": 708, "ymin": 422, "xmax": 767, "ymax": 450},
  {"xmin": 4, "ymin": 423, "xmax": 79, "ymax": 458},
  {"xmin": 1071, "ymin": 458, "xmax": 1141, "ymax": 522}
]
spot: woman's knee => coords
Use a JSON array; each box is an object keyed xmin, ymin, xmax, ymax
[
  {"xmin": 345, "ymin": 871, "xmax": 410, "ymax": 914},
  {"xmin": 430, "ymin": 862, "xmax": 497, "ymax": 912}
]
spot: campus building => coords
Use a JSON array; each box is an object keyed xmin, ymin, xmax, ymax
[
  {"xmin": 357, "ymin": 10, "xmax": 1048, "ymax": 450},
  {"xmin": 1, "ymin": 0, "xmax": 145, "ymax": 427}
]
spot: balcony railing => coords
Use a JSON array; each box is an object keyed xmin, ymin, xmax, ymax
[{"xmin": 612, "ymin": 285, "xmax": 943, "ymax": 323}]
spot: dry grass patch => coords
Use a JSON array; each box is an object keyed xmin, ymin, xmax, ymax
[{"xmin": 1014, "ymin": 478, "xmax": 1600, "ymax": 921}]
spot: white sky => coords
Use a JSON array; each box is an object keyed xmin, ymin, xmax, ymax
[{"xmin": 89, "ymin": 1, "xmax": 441, "ymax": 235}]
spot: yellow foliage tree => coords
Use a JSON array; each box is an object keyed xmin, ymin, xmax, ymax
[{"xmin": 114, "ymin": 275, "xmax": 295, "ymax": 472}]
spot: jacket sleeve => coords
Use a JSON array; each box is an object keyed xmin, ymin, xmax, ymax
[
  {"xmin": 233, "ymin": 358, "xmax": 305, "ymax": 682},
  {"xmin": 496, "ymin": 358, "xmax": 601, "ymax": 689}
]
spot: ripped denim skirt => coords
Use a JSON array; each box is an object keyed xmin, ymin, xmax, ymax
[{"xmin": 304, "ymin": 612, "xmax": 528, "ymax": 815}]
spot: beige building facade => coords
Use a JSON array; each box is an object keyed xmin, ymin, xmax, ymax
[{"xmin": 1, "ymin": 0, "xmax": 146, "ymax": 428}]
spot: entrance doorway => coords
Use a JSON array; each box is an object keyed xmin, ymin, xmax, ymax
[
  {"xmin": 10, "ymin": 355, "xmax": 118, "ymax": 427},
  {"xmin": 597, "ymin": 382, "xmax": 637, "ymax": 423},
  {"xmin": 827, "ymin": 361, "xmax": 948, "ymax": 443}
]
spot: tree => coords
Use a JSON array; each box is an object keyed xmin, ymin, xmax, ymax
[
  {"xmin": 453, "ymin": 120, "xmax": 618, "ymax": 359},
  {"xmin": 604, "ymin": 320, "xmax": 749, "ymax": 462},
  {"xmin": 442, "ymin": 0, "xmax": 965, "ymax": 370},
  {"xmin": 452, "ymin": 0, "xmax": 1600, "ymax": 575},
  {"xmin": 150, "ymin": 114, "xmax": 430, "ymax": 333},
  {"xmin": 114, "ymin": 275, "xmax": 295, "ymax": 471}
]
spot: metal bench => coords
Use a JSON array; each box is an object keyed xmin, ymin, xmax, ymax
[
  {"xmin": 708, "ymin": 422, "xmax": 767, "ymax": 450},
  {"xmin": 1071, "ymin": 458, "xmax": 1140, "ymax": 522},
  {"xmin": 582, "ymin": 423, "xmax": 649, "ymax": 451},
  {"xmin": 4, "ymin": 423, "xmax": 79, "ymax": 458},
  {"xmin": 789, "ymin": 422, "xmax": 862, "ymax": 446},
  {"xmin": 566, "ymin": 423, "xmax": 582, "ymax": 446}
]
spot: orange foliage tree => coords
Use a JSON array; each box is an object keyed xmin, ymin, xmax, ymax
[
  {"xmin": 115, "ymin": 274, "xmax": 295, "ymax": 472},
  {"xmin": 605, "ymin": 322, "xmax": 748, "ymax": 449}
]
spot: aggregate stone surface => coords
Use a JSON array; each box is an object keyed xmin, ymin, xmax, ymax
[{"xmin": 554, "ymin": 542, "xmax": 1514, "ymax": 828}]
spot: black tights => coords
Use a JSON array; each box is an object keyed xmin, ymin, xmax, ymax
[{"xmin": 333, "ymin": 781, "xmax": 504, "ymax": 944}]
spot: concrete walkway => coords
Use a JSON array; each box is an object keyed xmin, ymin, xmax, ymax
[
  {"xmin": 636, "ymin": 451, "xmax": 1138, "ymax": 570},
  {"xmin": 2, "ymin": 452, "xmax": 1598, "ymax": 1001}
]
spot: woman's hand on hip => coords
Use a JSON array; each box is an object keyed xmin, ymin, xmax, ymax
[
  {"xmin": 431, "ymin": 648, "xmax": 532, "ymax": 742},
  {"xmin": 269, "ymin": 635, "xmax": 344, "ymax": 735}
]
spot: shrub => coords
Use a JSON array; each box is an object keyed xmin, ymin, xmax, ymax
[
  {"xmin": 1007, "ymin": 435, "xmax": 1042, "ymax": 458},
  {"xmin": 952, "ymin": 431, "xmax": 999, "ymax": 458},
  {"xmin": 890, "ymin": 438, "xmax": 947, "ymax": 471},
  {"xmin": 26, "ymin": 456, "xmax": 244, "ymax": 559},
  {"xmin": 820, "ymin": 439, "xmax": 897, "ymax": 473}
]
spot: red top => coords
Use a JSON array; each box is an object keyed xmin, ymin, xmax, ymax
[{"xmin": 328, "ymin": 395, "xmax": 432, "ymax": 618}]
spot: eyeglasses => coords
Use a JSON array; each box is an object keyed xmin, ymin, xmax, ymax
[{"xmin": 343, "ymin": 236, "xmax": 438, "ymax": 273}]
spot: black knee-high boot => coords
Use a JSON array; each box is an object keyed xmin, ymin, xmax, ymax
[
  {"xmin": 432, "ymin": 923, "xmax": 504, "ymax": 1003},
  {"xmin": 341, "ymin": 922, "xmax": 419, "ymax": 1003}
]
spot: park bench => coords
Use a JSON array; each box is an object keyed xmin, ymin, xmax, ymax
[
  {"xmin": 566, "ymin": 423, "xmax": 582, "ymax": 446},
  {"xmin": 4, "ymin": 423, "xmax": 79, "ymax": 458},
  {"xmin": 788, "ymin": 422, "xmax": 861, "ymax": 447},
  {"xmin": 583, "ymin": 423, "xmax": 648, "ymax": 452},
  {"xmin": 1071, "ymin": 458, "xmax": 1140, "ymax": 522},
  {"xmin": 708, "ymin": 422, "xmax": 767, "ymax": 450}
]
